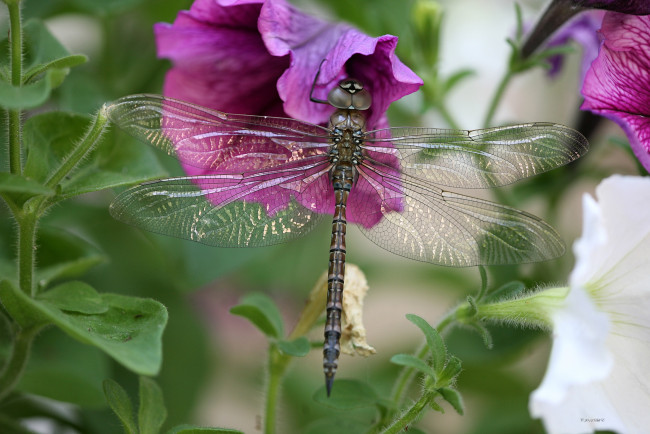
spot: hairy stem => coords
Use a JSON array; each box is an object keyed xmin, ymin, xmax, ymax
[
  {"xmin": 381, "ymin": 392, "xmax": 435, "ymax": 434},
  {"xmin": 7, "ymin": 0, "xmax": 23, "ymax": 174},
  {"xmin": 17, "ymin": 212, "xmax": 37, "ymax": 297},
  {"xmin": 45, "ymin": 108, "xmax": 109, "ymax": 189},
  {"xmin": 0, "ymin": 326, "xmax": 41, "ymax": 401}
]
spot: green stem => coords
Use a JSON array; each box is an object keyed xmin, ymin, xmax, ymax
[
  {"xmin": 7, "ymin": 0, "xmax": 23, "ymax": 174},
  {"xmin": 483, "ymin": 70, "xmax": 512, "ymax": 129},
  {"xmin": 264, "ymin": 348, "xmax": 291, "ymax": 434},
  {"xmin": 382, "ymin": 309, "xmax": 456, "ymax": 432},
  {"xmin": 17, "ymin": 212, "xmax": 37, "ymax": 297},
  {"xmin": 45, "ymin": 107, "xmax": 109, "ymax": 189},
  {"xmin": 0, "ymin": 326, "xmax": 41, "ymax": 401},
  {"xmin": 381, "ymin": 392, "xmax": 435, "ymax": 434}
]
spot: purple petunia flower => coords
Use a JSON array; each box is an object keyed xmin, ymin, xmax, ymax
[
  {"xmin": 581, "ymin": 12, "xmax": 650, "ymax": 173},
  {"xmin": 521, "ymin": 0, "xmax": 649, "ymax": 58},
  {"xmin": 154, "ymin": 0, "xmax": 422, "ymax": 227},
  {"xmin": 544, "ymin": 11, "xmax": 604, "ymax": 83}
]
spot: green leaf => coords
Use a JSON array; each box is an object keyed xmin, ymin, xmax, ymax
[
  {"xmin": 139, "ymin": 377, "xmax": 167, "ymax": 434},
  {"xmin": 0, "ymin": 280, "xmax": 167, "ymax": 375},
  {"xmin": 312, "ymin": 379, "xmax": 378, "ymax": 409},
  {"xmin": 468, "ymin": 322, "xmax": 494, "ymax": 349},
  {"xmin": 390, "ymin": 353, "xmax": 437, "ymax": 380},
  {"xmin": 438, "ymin": 355, "xmax": 462, "ymax": 385},
  {"xmin": 103, "ymin": 379, "xmax": 137, "ymax": 434},
  {"xmin": 0, "ymin": 69, "xmax": 60, "ymax": 109},
  {"xmin": 23, "ymin": 54, "xmax": 88, "ymax": 83},
  {"xmin": 0, "ymin": 280, "xmax": 50, "ymax": 328},
  {"xmin": 0, "ymin": 19, "xmax": 78, "ymax": 109},
  {"xmin": 406, "ymin": 314, "xmax": 446, "ymax": 373},
  {"xmin": 18, "ymin": 328, "xmax": 109, "ymax": 407},
  {"xmin": 276, "ymin": 337, "xmax": 310, "ymax": 357},
  {"xmin": 35, "ymin": 226, "xmax": 107, "ymax": 289},
  {"xmin": 229, "ymin": 293, "xmax": 284, "ymax": 339},
  {"xmin": 61, "ymin": 130, "xmax": 167, "ymax": 198},
  {"xmin": 23, "ymin": 112, "xmax": 94, "ymax": 183},
  {"xmin": 37, "ymin": 281, "xmax": 109, "ymax": 314},
  {"xmin": 443, "ymin": 68, "xmax": 475, "ymax": 94},
  {"xmin": 438, "ymin": 387, "xmax": 464, "ymax": 415},
  {"xmin": 167, "ymin": 426, "xmax": 244, "ymax": 434},
  {"xmin": 0, "ymin": 173, "xmax": 53, "ymax": 196},
  {"xmin": 22, "ymin": 112, "xmax": 167, "ymax": 198},
  {"xmin": 484, "ymin": 281, "xmax": 526, "ymax": 303},
  {"xmin": 22, "ymin": 19, "xmax": 71, "ymax": 70}
]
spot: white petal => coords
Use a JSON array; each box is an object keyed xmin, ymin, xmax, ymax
[
  {"xmin": 530, "ymin": 286, "xmax": 611, "ymax": 407},
  {"xmin": 532, "ymin": 175, "xmax": 650, "ymax": 434},
  {"xmin": 572, "ymin": 175, "xmax": 650, "ymax": 295}
]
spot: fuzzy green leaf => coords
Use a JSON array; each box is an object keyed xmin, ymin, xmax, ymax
[
  {"xmin": 438, "ymin": 387, "xmax": 465, "ymax": 415},
  {"xmin": 35, "ymin": 227, "xmax": 107, "ymax": 290},
  {"xmin": 0, "ymin": 173, "xmax": 53, "ymax": 196},
  {"xmin": 37, "ymin": 281, "xmax": 109, "ymax": 314},
  {"xmin": 0, "ymin": 280, "xmax": 167, "ymax": 375},
  {"xmin": 139, "ymin": 377, "xmax": 167, "ymax": 434},
  {"xmin": 22, "ymin": 112, "xmax": 166, "ymax": 197},
  {"xmin": 104, "ymin": 379, "xmax": 137, "ymax": 434},
  {"xmin": 23, "ymin": 54, "xmax": 88, "ymax": 83},
  {"xmin": 406, "ymin": 314, "xmax": 446, "ymax": 373},
  {"xmin": 0, "ymin": 70, "xmax": 60, "ymax": 109},
  {"xmin": 390, "ymin": 353, "xmax": 437, "ymax": 380},
  {"xmin": 230, "ymin": 293, "xmax": 284, "ymax": 339},
  {"xmin": 276, "ymin": 337, "xmax": 310, "ymax": 357}
]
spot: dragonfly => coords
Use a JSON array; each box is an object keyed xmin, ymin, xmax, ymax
[{"xmin": 105, "ymin": 79, "xmax": 588, "ymax": 395}]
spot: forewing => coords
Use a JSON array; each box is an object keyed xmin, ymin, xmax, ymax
[
  {"xmin": 364, "ymin": 123, "xmax": 588, "ymax": 189},
  {"xmin": 353, "ymin": 163, "xmax": 565, "ymax": 266},
  {"xmin": 104, "ymin": 94, "xmax": 331, "ymax": 171},
  {"xmin": 109, "ymin": 161, "xmax": 331, "ymax": 247}
]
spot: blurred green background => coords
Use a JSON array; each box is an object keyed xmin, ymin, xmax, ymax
[{"xmin": 0, "ymin": 0, "xmax": 637, "ymax": 432}]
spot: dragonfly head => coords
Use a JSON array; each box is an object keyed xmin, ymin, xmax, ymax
[{"xmin": 328, "ymin": 79, "xmax": 372, "ymax": 111}]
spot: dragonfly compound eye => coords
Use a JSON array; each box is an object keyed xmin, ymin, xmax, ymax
[{"xmin": 327, "ymin": 79, "xmax": 372, "ymax": 110}]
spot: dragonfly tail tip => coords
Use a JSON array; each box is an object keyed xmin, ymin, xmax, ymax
[{"xmin": 325, "ymin": 373, "xmax": 334, "ymax": 397}]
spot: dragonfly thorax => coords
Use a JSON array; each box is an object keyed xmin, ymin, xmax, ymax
[{"xmin": 329, "ymin": 109, "xmax": 366, "ymax": 168}]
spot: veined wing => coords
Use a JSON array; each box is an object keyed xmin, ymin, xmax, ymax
[
  {"xmin": 105, "ymin": 94, "xmax": 332, "ymax": 171},
  {"xmin": 352, "ymin": 161, "xmax": 564, "ymax": 267},
  {"xmin": 109, "ymin": 159, "xmax": 332, "ymax": 247},
  {"xmin": 363, "ymin": 123, "xmax": 588, "ymax": 189}
]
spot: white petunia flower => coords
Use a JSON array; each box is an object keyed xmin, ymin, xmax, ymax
[{"xmin": 529, "ymin": 175, "xmax": 650, "ymax": 434}]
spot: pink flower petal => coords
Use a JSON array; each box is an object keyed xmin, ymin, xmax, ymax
[
  {"xmin": 581, "ymin": 12, "xmax": 650, "ymax": 172},
  {"xmin": 155, "ymin": 0, "xmax": 421, "ymax": 226}
]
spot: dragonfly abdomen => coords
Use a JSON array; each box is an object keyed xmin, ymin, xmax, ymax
[{"xmin": 323, "ymin": 163, "xmax": 354, "ymax": 395}]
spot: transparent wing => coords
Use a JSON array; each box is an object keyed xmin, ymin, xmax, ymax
[
  {"xmin": 109, "ymin": 160, "xmax": 332, "ymax": 247},
  {"xmin": 352, "ymin": 162, "xmax": 564, "ymax": 267},
  {"xmin": 104, "ymin": 94, "xmax": 332, "ymax": 171},
  {"xmin": 364, "ymin": 123, "xmax": 588, "ymax": 189}
]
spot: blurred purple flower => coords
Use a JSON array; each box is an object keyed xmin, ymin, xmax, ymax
[
  {"xmin": 154, "ymin": 0, "xmax": 422, "ymax": 226},
  {"xmin": 521, "ymin": 0, "xmax": 649, "ymax": 58},
  {"xmin": 544, "ymin": 10, "xmax": 604, "ymax": 83},
  {"xmin": 581, "ymin": 12, "xmax": 650, "ymax": 172}
]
